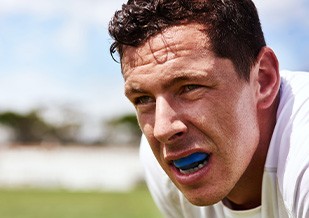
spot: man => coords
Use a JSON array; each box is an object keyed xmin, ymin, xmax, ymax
[{"xmin": 109, "ymin": 0, "xmax": 309, "ymax": 217}]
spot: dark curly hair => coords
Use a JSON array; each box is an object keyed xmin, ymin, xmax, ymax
[{"xmin": 108, "ymin": 0, "xmax": 266, "ymax": 80}]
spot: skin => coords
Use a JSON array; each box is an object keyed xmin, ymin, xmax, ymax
[{"xmin": 122, "ymin": 23, "xmax": 280, "ymax": 210}]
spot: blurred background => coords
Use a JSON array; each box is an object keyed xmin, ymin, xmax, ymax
[{"xmin": 0, "ymin": 0, "xmax": 308, "ymax": 217}]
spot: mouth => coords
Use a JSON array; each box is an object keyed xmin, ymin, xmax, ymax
[{"xmin": 172, "ymin": 152, "xmax": 210, "ymax": 175}]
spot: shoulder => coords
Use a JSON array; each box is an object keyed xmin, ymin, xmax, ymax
[
  {"xmin": 280, "ymin": 70, "xmax": 309, "ymax": 93},
  {"xmin": 272, "ymin": 70, "xmax": 309, "ymax": 217}
]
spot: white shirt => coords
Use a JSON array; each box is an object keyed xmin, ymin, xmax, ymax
[{"xmin": 140, "ymin": 70, "xmax": 309, "ymax": 218}]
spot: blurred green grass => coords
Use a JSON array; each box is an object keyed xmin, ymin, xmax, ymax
[{"xmin": 0, "ymin": 185, "xmax": 162, "ymax": 218}]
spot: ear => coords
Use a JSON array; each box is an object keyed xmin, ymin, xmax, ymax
[{"xmin": 253, "ymin": 47, "xmax": 280, "ymax": 109}]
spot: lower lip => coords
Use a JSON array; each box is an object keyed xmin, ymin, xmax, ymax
[{"xmin": 170, "ymin": 156, "xmax": 212, "ymax": 186}]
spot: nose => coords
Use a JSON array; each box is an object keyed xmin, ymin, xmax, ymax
[{"xmin": 153, "ymin": 97, "xmax": 187, "ymax": 143}]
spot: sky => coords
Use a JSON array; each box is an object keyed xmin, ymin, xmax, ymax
[{"xmin": 0, "ymin": 0, "xmax": 308, "ymax": 138}]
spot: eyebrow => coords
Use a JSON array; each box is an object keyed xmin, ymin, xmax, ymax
[
  {"xmin": 125, "ymin": 86, "xmax": 146, "ymax": 97},
  {"xmin": 162, "ymin": 75, "xmax": 195, "ymax": 90},
  {"xmin": 164, "ymin": 70, "xmax": 212, "ymax": 88}
]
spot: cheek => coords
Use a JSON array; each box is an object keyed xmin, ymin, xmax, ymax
[
  {"xmin": 137, "ymin": 111, "xmax": 154, "ymax": 133},
  {"xmin": 138, "ymin": 116, "xmax": 161, "ymax": 153},
  {"xmin": 195, "ymin": 91, "xmax": 259, "ymax": 149},
  {"xmin": 138, "ymin": 116, "xmax": 154, "ymax": 140},
  {"xmin": 220, "ymin": 86, "xmax": 258, "ymax": 132},
  {"xmin": 234, "ymin": 93, "xmax": 259, "ymax": 138},
  {"xmin": 217, "ymin": 96, "xmax": 260, "ymax": 161}
]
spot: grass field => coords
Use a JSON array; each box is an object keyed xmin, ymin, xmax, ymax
[{"xmin": 0, "ymin": 185, "xmax": 163, "ymax": 218}]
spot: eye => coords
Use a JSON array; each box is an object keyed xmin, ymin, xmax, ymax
[
  {"xmin": 134, "ymin": 95, "xmax": 154, "ymax": 105},
  {"xmin": 182, "ymin": 84, "xmax": 202, "ymax": 93}
]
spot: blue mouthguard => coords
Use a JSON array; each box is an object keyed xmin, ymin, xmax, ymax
[{"xmin": 173, "ymin": 152, "xmax": 208, "ymax": 169}]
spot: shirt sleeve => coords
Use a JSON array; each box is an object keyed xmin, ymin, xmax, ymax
[
  {"xmin": 289, "ymin": 121, "xmax": 309, "ymax": 217},
  {"xmin": 279, "ymin": 71, "xmax": 309, "ymax": 218}
]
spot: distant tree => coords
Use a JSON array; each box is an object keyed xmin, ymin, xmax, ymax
[
  {"xmin": 105, "ymin": 113, "xmax": 142, "ymax": 146},
  {"xmin": 0, "ymin": 111, "xmax": 53, "ymax": 144},
  {"xmin": 0, "ymin": 110, "xmax": 80, "ymax": 145}
]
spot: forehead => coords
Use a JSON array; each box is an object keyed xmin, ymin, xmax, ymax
[{"xmin": 121, "ymin": 23, "xmax": 210, "ymax": 79}]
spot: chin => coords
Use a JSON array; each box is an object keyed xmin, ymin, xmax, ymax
[
  {"xmin": 183, "ymin": 191, "xmax": 224, "ymax": 206},
  {"xmin": 186, "ymin": 196, "xmax": 222, "ymax": 207}
]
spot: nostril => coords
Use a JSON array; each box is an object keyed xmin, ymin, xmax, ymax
[
  {"xmin": 168, "ymin": 131, "xmax": 184, "ymax": 141},
  {"xmin": 175, "ymin": 132, "xmax": 183, "ymax": 137}
]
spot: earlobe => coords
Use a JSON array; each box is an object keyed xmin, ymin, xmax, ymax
[{"xmin": 255, "ymin": 47, "xmax": 280, "ymax": 109}]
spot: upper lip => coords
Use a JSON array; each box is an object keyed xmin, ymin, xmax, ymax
[{"xmin": 164, "ymin": 149, "xmax": 211, "ymax": 165}]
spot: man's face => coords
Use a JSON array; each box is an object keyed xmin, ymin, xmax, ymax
[{"xmin": 122, "ymin": 24, "xmax": 260, "ymax": 206}]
